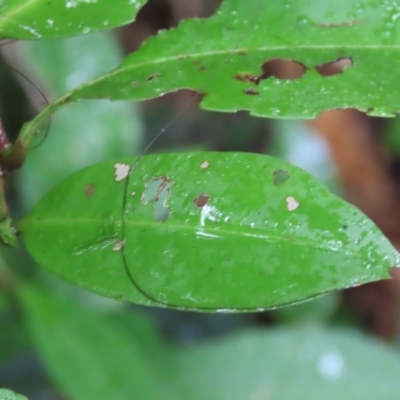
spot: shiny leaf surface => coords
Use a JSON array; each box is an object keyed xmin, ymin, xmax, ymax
[
  {"xmin": 27, "ymin": 0, "xmax": 400, "ymax": 130},
  {"xmin": 0, "ymin": 0, "xmax": 146, "ymax": 39},
  {"xmin": 18, "ymin": 152, "xmax": 400, "ymax": 310}
]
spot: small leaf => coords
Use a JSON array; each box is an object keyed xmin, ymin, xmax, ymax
[
  {"xmin": 167, "ymin": 325, "xmax": 400, "ymax": 400},
  {"xmin": 0, "ymin": 0, "xmax": 146, "ymax": 39},
  {"xmin": 18, "ymin": 152, "xmax": 400, "ymax": 310},
  {"xmin": 0, "ymin": 389, "xmax": 28, "ymax": 400}
]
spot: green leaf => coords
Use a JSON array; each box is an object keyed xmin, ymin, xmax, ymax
[
  {"xmin": 22, "ymin": 0, "xmax": 400, "ymax": 141},
  {"xmin": 18, "ymin": 152, "xmax": 400, "ymax": 310},
  {"xmin": 19, "ymin": 285, "xmax": 161, "ymax": 400},
  {"xmin": 0, "ymin": 389, "xmax": 28, "ymax": 400},
  {"xmin": 18, "ymin": 31, "xmax": 143, "ymax": 210},
  {"xmin": 167, "ymin": 325, "xmax": 400, "ymax": 400},
  {"xmin": 0, "ymin": 0, "xmax": 146, "ymax": 39}
]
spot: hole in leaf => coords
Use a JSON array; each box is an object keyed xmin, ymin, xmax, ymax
[
  {"xmin": 260, "ymin": 59, "xmax": 307, "ymax": 81},
  {"xmin": 142, "ymin": 176, "xmax": 173, "ymax": 221},
  {"xmin": 243, "ymin": 89, "xmax": 260, "ymax": 96},
  {"xmin": 273, "ymin": 170, "xmax": 290, "ymax": 185},
  {"xmin": 315, "ymin": 57, "xmax": 353, "ymax": 76},
  {"xmin": 194, "ymin": 194, "xmax": 210, "ymax": 208}
]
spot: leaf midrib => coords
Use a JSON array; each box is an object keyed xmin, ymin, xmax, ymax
[
  {"xmin": 20, "ymin": 216, "xmax": 348, "ymax": 254},
  {"xmin": 76, "ymin": 43, "xmax": 400, "ymax": 93}
]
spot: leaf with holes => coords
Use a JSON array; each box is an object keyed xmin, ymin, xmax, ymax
[
  {"xmin": 19, "ymin": 0, "xmax": 400, "ymax": 140},
  {"xmin": 17, "ymin": 152, "xmax": 400, "ymax": 310},
  {"xmin": 0, "ymin": 0, "xmax": 146, "ymax": 39}
]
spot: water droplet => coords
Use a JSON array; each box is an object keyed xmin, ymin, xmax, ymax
[{"xmin": 317, "ymin": 350, "xmax": 344, "ymax": 381}]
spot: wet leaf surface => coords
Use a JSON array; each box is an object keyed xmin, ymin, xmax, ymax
[
  {"xmin": 32, "ymin": 0, "xmax": 400, "ymax": 121},
  {"xmin": 18, "ymin": 152, "xmax": 400, "ymax": 310},
  {"xmin": 0, "ymin": 0, "xmax": 146, "ymax": 39}
]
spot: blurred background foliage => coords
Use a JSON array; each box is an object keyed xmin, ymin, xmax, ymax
[{"xmin": 1, "ymin": 0, "xmax": 400, "ymax": 399}]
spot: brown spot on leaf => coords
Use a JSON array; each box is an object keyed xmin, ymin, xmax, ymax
[
  {"xmin": 85, "ymin": 184, "xmax": 94, "ymax": 198},
  {"xmin": 243, "ymin": 89, "xmax": 260, "ymax": 96},
  {"xmin": 147, "ymin": 73, "xmax": 162, "ymax": 82},
  {"xmin": 194, "ymin": 194, "xmax": 210, "ymax": 208},
  {"xmin": 315, "ymin": 57, "xmax": 353, "ymax": 77},
  {"xmin": 315, "ymin": 20, "xmax": 363, "ymax": 27},
  {"xmin": 234, "ymin": 73, "xmax": 259, "ymax": 84},
  {"xmin": 199, "ymin": 66, "xmax": 207, "ymax": 72}
]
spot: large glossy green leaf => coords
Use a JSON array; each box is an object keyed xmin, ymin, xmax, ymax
[
  {"xmin": 167, "ymin": 325, "xmax": 400, "ymax": 400},
  {"xmin": 20, "ymin": 0, "xmax": 400, "ymax": 142},
  {"xmin": 18, "ymin": 152, "xmax": 400, "ymax": 310},
  {"xmin": 20, "ymin": 285, "xmax": 161, "ymax": 400},
  {"xmin": 0, "ymin": 0, "xmax": 146, "ymax": 39},
  {"xmin": 0, "ymin": 389, "xmax": 27, "ymax": 400}
]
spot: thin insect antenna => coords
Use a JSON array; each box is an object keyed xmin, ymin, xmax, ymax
[
  {"xmin": 132, "ymin": 3, "xmax": 261, "ymax": 168},
  {"xmin": 121, "ymin": 0, "xmax": 265, "ymax": 309},
  {"xmin": 3, "ymin": 61, "xmax": 51, "ymax": 149}
]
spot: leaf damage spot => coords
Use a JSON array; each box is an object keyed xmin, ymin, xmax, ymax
[
  {"xmin": 199, "ymin": 66, "xmax": 207, "ymax": 72},
  {"xmin": 243, "ymin": 88, "xmax": 260, "ymax": 96},
  {"xmin": 315, "ymin": 20, "xmax": 364, "ymax": 27},
  {"xmin": 261, "ymin": 59, "xmax": 306, "ymax": 81},
  {"xmin": 85, "ymin": 184, "xmax": 94, "ymax": 198},
  {"xmin": 142, "ymin": 176, "xmax": 173, "ymax": 221},
  {"xmin": 147, "ymin": 73, "xmax": 162, "ymax": 82},
  {"xmin": 114, "ymin": 163, "xmax": 130, "ymax": 182},
  {"xmin": 112, "ymin": 239, "xmax": 125, "ymax": 252},
  {"xmin": 234, "ymin": 73, "xmax": 259, "ymax": 84},
  {"xmin": 200, "ymin": 160, "xmax": 210, "ymax": 169},
  {"xmin": 286, "ymin": 196, "xmax": 299, "ymax": 211},
  {"xmin": 273, "ymin": 170, "xmax": 290, "ymax": 186},
  {"xmin": 194, "ymin": 194, "xmax": 210, "ymax": 208},
  {"xmin": 235, "ymin": 59, "xmax": 306, "ymax": 87},
  {"xmin": 131, "ymin": 191, "xmax": 136, "ymax": 196},
  {"xmin": 315, "ymin": 57, "xmax": 353, "ymax": 77}
]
